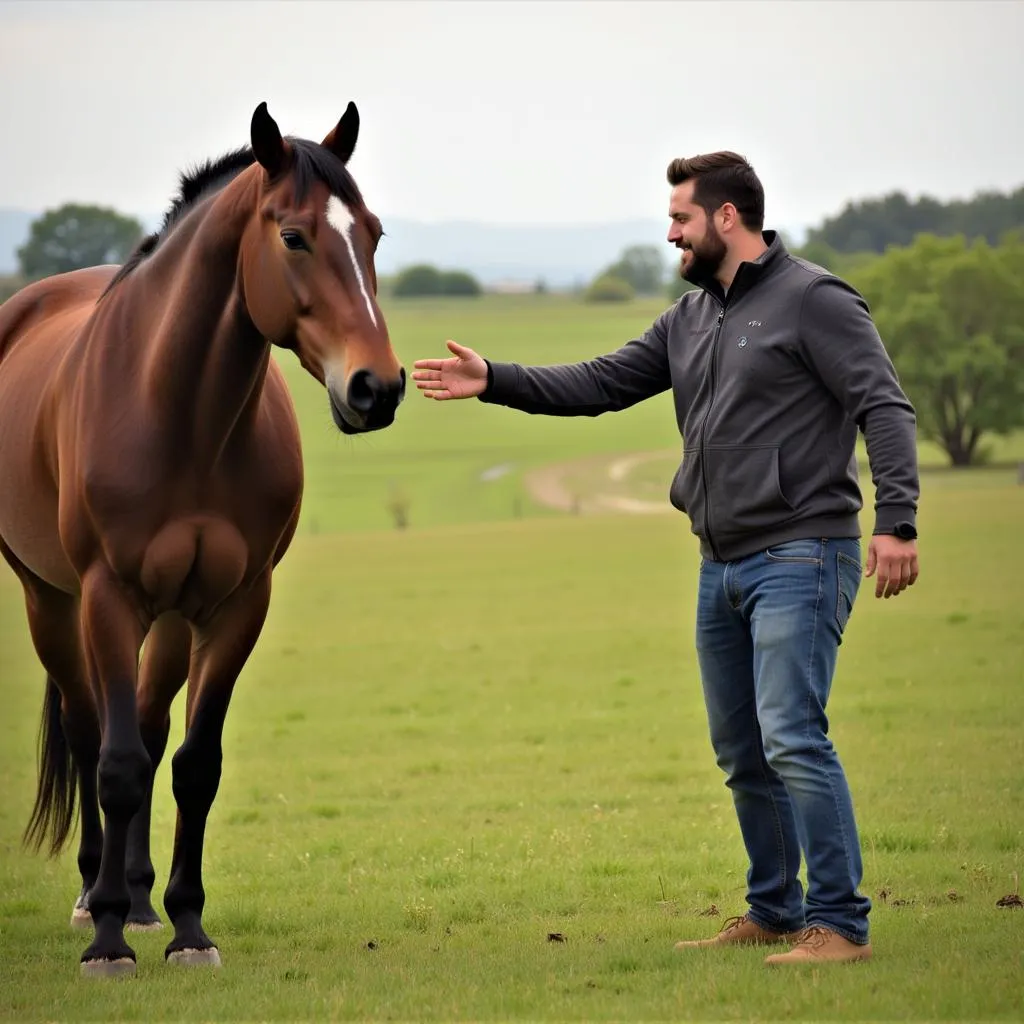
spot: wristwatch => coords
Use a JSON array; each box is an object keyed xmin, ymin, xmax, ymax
[{"xmin": 892, "ymin": 521, "xmax": 917, "ymax": 541}]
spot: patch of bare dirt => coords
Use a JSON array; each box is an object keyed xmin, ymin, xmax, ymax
[{"xmin": 523, "ymin": 449, "xmax": 679, "ymax": 516}]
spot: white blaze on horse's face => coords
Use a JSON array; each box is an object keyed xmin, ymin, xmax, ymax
[{"xmin": 325, "ymin": 196, "xmax": 378, "ymax": 328}]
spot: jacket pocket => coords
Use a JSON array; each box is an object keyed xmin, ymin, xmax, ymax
[
  {"xmin": 704, "ymin": 444, "xmax": 795, "ymax": 537},
  {"xmin": 669, "ymin": 447, "xmax": 704, "ymax": 522}
]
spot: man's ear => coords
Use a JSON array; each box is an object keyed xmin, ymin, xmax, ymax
[{"xmin": 718, "ymin": 202, "xmax": 739, "ymax": 232}]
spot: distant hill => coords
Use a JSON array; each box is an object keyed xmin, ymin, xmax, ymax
[{"xmin": 0, "ymin": 207, "xmax": 806, "ymax": 289}]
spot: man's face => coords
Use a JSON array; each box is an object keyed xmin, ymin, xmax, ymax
[{"xmin": 667, "ymin": 180, "xmax": 727, "ymax": 284}]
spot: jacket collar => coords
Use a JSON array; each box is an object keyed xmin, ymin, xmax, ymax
[{"xmin": 696, "ymin": 229, "xmax": 788, "ymax": 306}]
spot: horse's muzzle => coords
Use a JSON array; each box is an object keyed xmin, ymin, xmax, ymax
[{"xmin": 328, "ymin": 368, "xmax": 406, "ymax": 434}]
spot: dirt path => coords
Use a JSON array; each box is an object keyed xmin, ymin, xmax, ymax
[{"xmin": 522, "ymin": 449, "xmax": 679, "ymax": 515}]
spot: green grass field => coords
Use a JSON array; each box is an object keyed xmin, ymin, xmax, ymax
[{"xmin": 1, "ymin": 295, "xmax": 1022, "ymax": 1020}]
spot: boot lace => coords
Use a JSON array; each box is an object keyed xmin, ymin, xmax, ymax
[
  {"xmin": 719, "ymin": 914, "xmax": 752, "ymax": 935},
  {"xmin": 792, "ymin": 925, "xmax": 831, "ymax": 949}
]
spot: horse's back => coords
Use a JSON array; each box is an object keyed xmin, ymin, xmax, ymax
[{"xmin": 0, "ymin": 266, "xmax": 117, "ymax": 368}]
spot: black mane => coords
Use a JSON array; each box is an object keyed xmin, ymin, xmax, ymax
[{"xmin": 101, "ymin": 136, "xmax": 363, "ymax": 297}]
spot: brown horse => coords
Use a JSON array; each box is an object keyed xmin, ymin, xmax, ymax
[{"xmin": 0, "ymin": 101, "xmax": 404, "ymax": 977}]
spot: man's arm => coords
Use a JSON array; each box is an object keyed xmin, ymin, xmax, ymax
[
  {"xmin": 798, "ymin": 275, "xmax": 920, "ymax": 537},
  {"xmin": 479, "ymin": 310, "xmax": 673, "ymax": 417}
]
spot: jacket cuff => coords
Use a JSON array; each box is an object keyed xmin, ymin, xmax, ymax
[
  {"xmin": 478, "ymin": 360, "xmax": 519, "ymax": 404},
  {"xmin": 873, "ymin": 504, "xmax": 917, "ymax": 535}
]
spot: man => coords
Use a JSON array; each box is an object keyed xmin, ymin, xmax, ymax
[{"xmin": 411, "ymin": 151, "xmax": 920, "ymax": 965}]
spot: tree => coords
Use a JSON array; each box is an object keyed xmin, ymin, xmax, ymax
[
  {"xmin": 793, "ymin": 240, "xmax": 882, "ymax": 279},
  {"xmin": 438, "ymin": 270, "xmax": 482, "ymax": 297},
  {"xmin": 665, "ymin": 272, "xmax": 697, "ymax": 302},
  {"xmin": 18, "ymin": 203, "xmax": 143, "ymax": 280},
  {"xmin": 849, "ymin": 233, "xmax": 1024, "ymax": 467},
  {"xmin": 392, "ymin": 264, "xmax": 482, "ymax": 297},
  {"xmin": 393, "ymin": 264, "xmax": 443, "ymax": 297},
  {"xmin": 0, "ymin": 274, "xmax": 25, "ymax": 304},
  {"xmin": 795, "ymin": 238, "xmax": 841, "ymax": 271},
  {"xmin": 584, "ymin": 273, "xmax": 635, "ymax": 303},
  {"xmin": 601, "ymin": 244, "xmax": 665, "ymax": 295}
]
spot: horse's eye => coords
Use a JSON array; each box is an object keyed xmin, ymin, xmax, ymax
[{"xmin": 281, "ymin": 230, "xmax": 309, "ymax": 252}]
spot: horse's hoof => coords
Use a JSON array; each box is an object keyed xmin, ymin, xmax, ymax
[
  {"xmin": 126, "ymin": 919, "xmax": 163, "ymax": 932},
  {"xmin": 70, "ymin": 906, "xmax": 93, "ymax": 929},
  {"xmin": 80, "ymin": 957, "xmax": 136, "ymax": 979},
  {"xmin": 167, "ymin": 947, "xmax": 221, "ymax": 967}
]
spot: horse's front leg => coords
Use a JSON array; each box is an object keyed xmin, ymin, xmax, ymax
[
  {"xmin": 125, "ymin": 612, "xmax": 193, "ymax": 931},
  {"xmin": 163, "ymin": 573, "xmax": 271, "ymax": 967},
  {"xmin": 78, "ymin": 568, "xmax": 150, "ymax": 977}
]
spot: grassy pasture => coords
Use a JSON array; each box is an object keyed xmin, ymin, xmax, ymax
[{"xmin": 0, "ymin": 294, "xmax": 1022, "ymax": 1020}]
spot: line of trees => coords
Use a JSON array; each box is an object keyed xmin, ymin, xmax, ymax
[{"xmin": 805, "ymin": 187, "xmax": 1024, "ymax": 255}]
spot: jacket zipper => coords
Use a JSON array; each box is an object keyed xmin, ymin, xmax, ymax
[{"xmin": 699, "ymin": 303, "xmax": 726, "ymax": 561}]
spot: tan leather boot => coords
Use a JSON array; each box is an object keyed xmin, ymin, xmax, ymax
[
  {"xmin": 674, "ymin": 913, "xmax": 800, "ymax": 949},
  {"xmin": 764, "ymin": 925, "xmax": 872, "ymax": 964}
]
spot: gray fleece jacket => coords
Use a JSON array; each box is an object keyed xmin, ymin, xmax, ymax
[{"xmin": 480, "ymin": 231, "xmax": 919, "ymax": 562}]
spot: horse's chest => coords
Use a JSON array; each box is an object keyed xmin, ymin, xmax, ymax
[
  {"xmin": 80, "ymin": 454, "xmax": 300, "ymax": 623},
  {"xmin": 136, "ymin": 515, "xmax": 252, "ymax": 623}
]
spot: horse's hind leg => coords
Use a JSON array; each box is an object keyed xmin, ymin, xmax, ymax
[
  {"xmin": 0, "ymin": 541, "xmax": 103, "ymax": 931},
  {"xmin": 125, "ymin": 611, "xmax": 192, "ymax": 931},
  {"xmin": 164, "ymin": 573, "xmax": 271, "ymax": 967}
]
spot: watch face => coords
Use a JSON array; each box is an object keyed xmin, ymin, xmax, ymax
[{"xmin": 896, "ymin": 523, "xmax": 916, "ymax": 540}]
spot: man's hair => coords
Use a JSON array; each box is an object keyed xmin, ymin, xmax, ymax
[{"xmin": 666, "ymin": 151, "xmax": 765, "ymax": 231}]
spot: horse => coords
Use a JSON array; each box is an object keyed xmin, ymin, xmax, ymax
[{"xmin": 0, "ymin": 101, "xmax": 405, "ymax": 977}]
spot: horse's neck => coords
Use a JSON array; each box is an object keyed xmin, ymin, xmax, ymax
[{"xmin": 127, "ymin": 177, "xmax": 270, "ymax": 468}]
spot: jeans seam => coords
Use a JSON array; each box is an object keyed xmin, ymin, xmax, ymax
[
  {"xmin": 805, "ymin": 542, "xmax": 857, "ymax": 927},
  {"xmin": 724, "ymin": 562, "xmax": 738, "ymax": 610},
  {"xmin": 754, "ymin": 706, "xmax": 789, "ymax": 927},
  {"xmin": 835, "ymin": 550, "xmax": 860, "ymax": 634}
]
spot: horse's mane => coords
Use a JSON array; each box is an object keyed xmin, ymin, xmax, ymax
[{"xmin": 101, "ymin": 137, "xmax": 363, "ymax": 297}]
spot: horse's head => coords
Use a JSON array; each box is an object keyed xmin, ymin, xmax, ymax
[{"xmin": 240, "ymin": 102, "xmax": 404, "ymax": 434}]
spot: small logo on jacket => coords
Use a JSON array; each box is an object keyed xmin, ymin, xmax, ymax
[
  {"xmin": 747, "ymin": 320, "xmax": 762, "ymax": 327},
  {"xmin": 738, "ymin": 337, "xmax": 748, "ymax": 347}
]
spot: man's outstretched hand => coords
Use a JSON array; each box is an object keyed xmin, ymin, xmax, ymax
[{"xmin": 412, "ymin": 340, "xmax": 489, "ymax": 400}]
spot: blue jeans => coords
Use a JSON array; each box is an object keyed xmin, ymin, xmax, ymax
[{"xmin": 695, "ymin": 537, "xmax": 871, "ymax": 944}]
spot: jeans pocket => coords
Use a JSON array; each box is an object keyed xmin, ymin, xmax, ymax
[
  {"xmin": 836, "ymin": 550, "xmax": 862, "ymax": 633},
  {"xmin": 764, "ymin": 539, "xmax": 823, "ymax": 564}
]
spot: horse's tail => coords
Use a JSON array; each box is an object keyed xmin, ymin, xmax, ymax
[{"xmin": 23, "ymin": 676, "xmax": 79, "ymax": 857}]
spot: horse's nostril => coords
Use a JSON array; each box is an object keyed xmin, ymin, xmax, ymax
[
  {"xmin": 347, "ymin": 369, "xmax": 377, "ymax": 413},
  {"xmin": 345, "ymin": 369, "xmax": 404, "ymax": 423}
]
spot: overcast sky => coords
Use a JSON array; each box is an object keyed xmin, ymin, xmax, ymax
[{"xmin": 0, "ymin": 0, "xmax": 1020, "ymax": 232}]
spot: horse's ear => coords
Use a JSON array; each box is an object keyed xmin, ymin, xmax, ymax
[
  {"xmin": 322, "ymin": 102, "xmax": 359, "ymax": 165},
  {"xmin": 251, "ymin": 101, "xmax": 286, "ymax": 177}
]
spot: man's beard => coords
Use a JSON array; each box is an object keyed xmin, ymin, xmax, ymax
[{"xmin": 680, "ymin": 224, "xmax": 727, "ymax": 285}]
